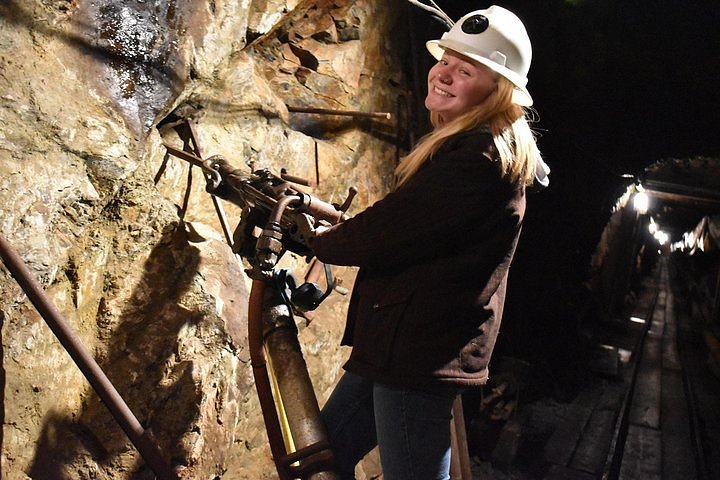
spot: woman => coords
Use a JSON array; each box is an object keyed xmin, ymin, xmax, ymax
[{"xmin": 308, "ymin": 6, "xmax": 546, "ymax": 479}]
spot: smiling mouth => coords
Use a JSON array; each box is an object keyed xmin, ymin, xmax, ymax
[{"xmin": 432, "ymin": 86, "xmax": 454, "ymax": 97}]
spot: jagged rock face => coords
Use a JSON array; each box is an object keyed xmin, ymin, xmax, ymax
[{"xmin": 0, "ymin": 0, "xmax": 409, "ymax": 478}]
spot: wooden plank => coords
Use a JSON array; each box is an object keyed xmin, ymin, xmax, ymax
[
  {"xmin": 491, "ymin": 419, "xmax": 522, "ymax": 467},
  {"xmin": 629, "ymin": 337, "xmax": 662, "ymax": 429},
  {"xmin": 543, "ymin": 464, "xmax": 595, "ymax": 480},
  {"xmin": 629, "ymin": 366, "xmax": 661, "ymax": 429},
  {"xmin": 661, "ymin": 304, "xmax": 681, "ymax": 371},
  {"xmin": 543, "ymin": 386, "xmax": 603, "ymax": 467},
  {"xmin": 619, "ymin": 424, "xmax": 661, "ymax": 480},
  {"xmin": 570, "ymin": 382, "xmax": 625, "ymax": 474},
  {"xmin": 649, "ymin": 302, "xmax": 666, "ymax": 340},
  {"xmin": 449, "ymin": 395, "xmax": 472, "ymax": 480},
  {"xmin": 660, "ymin": 288, "xmax": 696, "ymax": 479},
  {"xmin": 677, "ymin": 307, "xmax": 720, "ymax": 478},
  {"xmin": 570, "ymin": 409, "xmax": 616, "ymax": 474},
  {"xmin": 661, "ymin": 369, "xmax": 696, "ymax": 479}
]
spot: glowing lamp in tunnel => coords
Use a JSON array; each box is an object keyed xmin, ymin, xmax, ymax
[
  {"xmin": 633, "ymin": 191, "xmax": 649, "ymax": 214},
  {"xmin": 648, "ymin": 217, "xmax": 658, "ymax": 234},
  {"xmin": 653, "ymin": 230, "xmax": 669, "ymax": 245}
]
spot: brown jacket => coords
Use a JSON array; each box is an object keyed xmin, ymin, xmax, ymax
[{"xmin": 312, "ymin": 127, "xmax": 526, "ymax": 388}]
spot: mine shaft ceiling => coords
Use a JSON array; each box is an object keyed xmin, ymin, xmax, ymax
[{"xmin": 641, "ymin": 158, "xmax": 720, "ymax": 238}]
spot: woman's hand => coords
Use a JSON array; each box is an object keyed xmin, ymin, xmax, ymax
[{"xmin": 295, "ymin": 213, "xmax": 330, "ymax": 246}]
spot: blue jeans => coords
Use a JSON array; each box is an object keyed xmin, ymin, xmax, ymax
[{"xmin": 320, "ymin": 372, "xmax": 458, "ymax": 480}]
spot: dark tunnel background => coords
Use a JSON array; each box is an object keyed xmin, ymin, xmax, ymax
[{"xmin": 408, "ymin": 0, "xmax": 720, "ymax": 398}]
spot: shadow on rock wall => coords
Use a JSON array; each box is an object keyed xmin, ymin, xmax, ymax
[{"xmin": 27, "ymin": 225, "xmax": 201, "ymax": 479}]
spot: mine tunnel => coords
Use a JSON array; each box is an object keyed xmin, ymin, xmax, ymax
[
  {"xmin": 1, "ymin": 1, "xmax": 719, "ymax": 479},
  {"xmin": 483, "ymin": 158, "xmax": 720, "ymax": 479}
]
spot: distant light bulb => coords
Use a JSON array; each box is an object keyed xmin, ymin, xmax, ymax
[
  {"xmin": 654, "ymin": 230, "xmax": 668, "ymax": 245},
  {"xmin": 648, "ymin": 217, "xmax": 657, "ymax": 234},
  {"xmin": 634, "ymin": 191, "xmax": 649, "ymax": 214}
]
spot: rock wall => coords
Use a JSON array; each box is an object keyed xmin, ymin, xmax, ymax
[{"xmin": 0, "ymin": 0, "xmax": 410, "ymax": 478}]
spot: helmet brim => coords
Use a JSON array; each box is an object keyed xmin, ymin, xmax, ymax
[{"xmin": 427, "ymin": 39, "xmax": 533, "ymax": 107}]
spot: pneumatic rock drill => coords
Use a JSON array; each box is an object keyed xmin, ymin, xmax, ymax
[{"xmin": 163, "ymin": 123, "xmax": 355, "ymax": 480}]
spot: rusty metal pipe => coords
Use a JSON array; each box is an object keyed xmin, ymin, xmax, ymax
[
  {"xmin": 281, "ymin": 168, "xmax": 313, "ymax": 187},
  {"xmin": 0, "ymin": 234, "xmax": 178, "ymax": 480},
  {"xmin": 256, "ymin": 194, "xmax": 301, "ymax": 271},
  {"xmin": 162, "ymin": 144, "xmax": 210, "ymax": 171},
  {"xmin": 269, "ymin": 194, "xmax": 300, "ymax": 226},
  {"xmin": 287, "ymin": 105, "xmax": 392, "ymax": 120},
  {"xmin": 261, "ymin": 286, "xmax": 338, "ymax": 479},
  {"xmin": 248, "ymin": 279, "xmax": 292, "ymax": 480}
]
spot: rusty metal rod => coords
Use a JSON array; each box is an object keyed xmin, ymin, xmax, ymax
[
  {"xmin": 162, "ymin": 144, "xmax": 208, "ymax": 170},
  {"xmin": 185, "ymin": 120, "xmax": 235, "ymax": 247},
  {"xmin": 281, "ymin": 168, "xmax": 313, "ymax": 187},
  {"xmin": 0, "ymin": 234, "xmax": 178, "ymax": 480},
  {"xmin": 287, "ymin": 105, "xmax": 392, "ymax": 120},
  {"xmin": 304, "ymin": 258, "xmax": 325, "ymax": 284},
  {"xmin": 162, "ymin": 142, "xmax": 235, "ymax": 246}
]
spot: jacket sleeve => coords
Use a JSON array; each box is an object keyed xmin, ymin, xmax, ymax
[{"xmin": 311, "ymin": 131, "xmax": 519, "ymax": 270}]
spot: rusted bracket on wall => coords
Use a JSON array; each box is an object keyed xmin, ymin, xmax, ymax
[
  {"xmin": 156, "ymin": 118, "xmax": 236, "ymax": 247},
  {"xmin": 0, "ymin": 234, "xmax": 179, "ymax": 480}
]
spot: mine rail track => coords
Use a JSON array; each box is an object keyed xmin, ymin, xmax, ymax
[
  {"xmin": 602, "ymin": 257, "xmax": 719, "ymax": 479},
  {"xmin": 543, "ymin": 257, "xmax": 720, "ymax": 480}
]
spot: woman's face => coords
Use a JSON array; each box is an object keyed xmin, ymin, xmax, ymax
[{"xmin": 425, "ymin": 49, "xmax": 498, "ymax": 123}]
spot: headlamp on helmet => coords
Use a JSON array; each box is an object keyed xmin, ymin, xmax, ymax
[{"xmin": 426, "ymin": 5, "xmax": 533, "ymax": 106}]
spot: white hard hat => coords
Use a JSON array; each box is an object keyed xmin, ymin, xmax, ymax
[{"xmin": 426, "ymin": 5, "xmax": 533, "ymax": 106}]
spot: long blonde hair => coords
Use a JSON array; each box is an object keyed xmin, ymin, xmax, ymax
[{"xmin": 395, "ymin": 77, "xmax": 542, "ymax": 187}]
